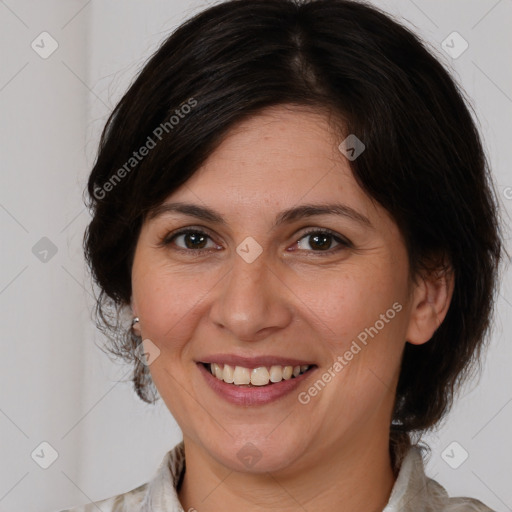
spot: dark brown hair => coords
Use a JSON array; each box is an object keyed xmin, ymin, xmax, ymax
[{"xmin": 83, "ymin": 0, "xmax": 503, "ymax": 465}]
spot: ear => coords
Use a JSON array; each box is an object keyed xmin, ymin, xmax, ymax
[{"xmin": 405, "ymin": 266, "xmax": 454, "ymax": 345}]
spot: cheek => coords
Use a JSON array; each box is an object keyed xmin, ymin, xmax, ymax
[
  {"xmin": 298, "ymin": 265, "xmax": 408, "ymax": 424},
  {"xmin": 131, "ymin": 256, "xmax": 212, "ymax": 347},
  {"xmin": 294, "ymin": 256, "xmax": 409, "ymax": 378},
  {"xmin": 304, "ymin": 265, "xmax": 405, "ymax": 334}
]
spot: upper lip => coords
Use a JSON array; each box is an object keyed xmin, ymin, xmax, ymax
[{"xmin": 197, "ymin": 354, "xmax": 315, "ymax": 369}]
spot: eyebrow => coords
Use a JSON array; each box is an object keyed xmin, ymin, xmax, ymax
[{"xmin": 147, "ymin": 201, "xmax": 373, "ymax": 228}]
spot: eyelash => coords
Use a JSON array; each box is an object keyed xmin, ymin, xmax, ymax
[{"xmin": 161, "ymin": 227, "xmax": 352, "ymax": 255}]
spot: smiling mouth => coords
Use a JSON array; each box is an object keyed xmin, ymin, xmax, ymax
[{"xmin": 202, "ymin": 362, "xmax": 314, "ymax": 387}]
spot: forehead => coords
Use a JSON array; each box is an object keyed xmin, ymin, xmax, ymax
[{"xmin": 165, "ymin": 106, "xmax": 376, "ymax": 218}]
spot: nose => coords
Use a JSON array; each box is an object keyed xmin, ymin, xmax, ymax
[{"xmin": 208, "ymin": 251, "xmax": 293, "ymax": 342}]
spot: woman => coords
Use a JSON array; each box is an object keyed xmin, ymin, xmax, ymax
[{"xmin": 64, "ymin": 0, "xmax": 503, "ymax": 510}]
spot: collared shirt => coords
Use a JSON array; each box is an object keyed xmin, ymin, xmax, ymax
[{"xmin": 59, "ymin": 441, "xmax": 495, "ymax": 511}]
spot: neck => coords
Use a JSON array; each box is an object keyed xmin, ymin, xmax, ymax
[{"xmin": 178, "ymin": 429, "xmax": 396, "ymax": 512}]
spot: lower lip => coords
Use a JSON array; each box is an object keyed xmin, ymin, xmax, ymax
[{"xmin": 197, "ymin": 363, "xmax": 316, "ymax": 406}]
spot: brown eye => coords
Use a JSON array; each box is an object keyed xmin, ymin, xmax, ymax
[
  {"xmin": 166, "ymin": 229, "xmax": 218, "ymax": 250},
  {"xmin": 305, "ymin": 233, "xmax": 333, "ymax": 250},
  {"xmin": 183, "ymin": 232, "xmax": 207, "ymax": 249},
  {"xmin": 295, "ymin": 230, "xmax": 350, "ymax": 252}
]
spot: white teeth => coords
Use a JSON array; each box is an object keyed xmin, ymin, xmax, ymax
[
  {"xmin": 223, "ymin": 364, "xmax": 234, "ymax": 383},
  {"xmin": 269, "ymin": 365, "xmax": 283, "ymax": 383},
  {"xmin": 233, "ymin": 366, "xmax": 251, "ymax": 385},
  {"xmin": 251, "ymin": 367, "xmax": 270, "ymax": 386},
  {"xmin": 282, "ymin": 366, "xmax": 293, "ymax": 380},
  {"xmin": 212, "ymin": 363, "xmax": 223, "ymax": 380},
  {"xmin": 207, "ymin": 363, "xmax": 311, "ymax": 386}
]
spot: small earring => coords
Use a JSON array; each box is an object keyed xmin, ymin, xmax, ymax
[{"xmin": 132, "ymin": 317, "xmax": 140, "ymax": 327}]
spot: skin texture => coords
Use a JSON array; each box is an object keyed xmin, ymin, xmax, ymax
[{"xmin": 130, "ymin": 105, "xmax": 453, "ymax": 511}]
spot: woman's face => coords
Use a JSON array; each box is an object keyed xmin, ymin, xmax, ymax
[{"xmin": 131, "ymin": 106, "xmax": 428, "ymax": 474}]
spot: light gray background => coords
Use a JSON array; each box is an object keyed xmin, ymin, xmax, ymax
[{"xmin": 1, "ymin": 1, "xmax": 511, "ymax": 511}]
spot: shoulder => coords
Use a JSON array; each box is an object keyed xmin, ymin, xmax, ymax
[
  {"xmin": 57, "ymin": 441, "xmax": 186, "ymax": 512},
  {"xmin": 426, "ymin": 477, "xmax": 495, "ymax": 512},
  {"xmin": 385, "ymin": 445, "xmax": 496, "ymax": 512},
  {"xmin": 58, "ymin": 482, "xmax": 148, "ymax": 511},
  {"xmin": 56, "ymin": 480, "xmax": 148, "ymax": 511}
]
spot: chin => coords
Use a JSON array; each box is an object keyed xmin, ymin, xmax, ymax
[{"xmin": 204, "ymin": 431, "xmax": 309, "ymax": 474}]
